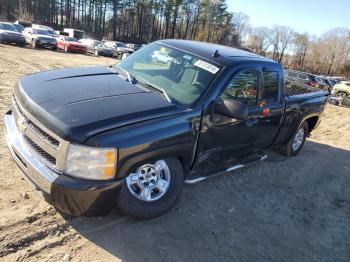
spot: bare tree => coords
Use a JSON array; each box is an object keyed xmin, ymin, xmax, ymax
[
  {"xmin": 292, "ymin": 33, "xmax": 310, "ymax": 70},
  {"xmin": 231, "ymin": 11, "xmax": 250, "ymax": 47},
  {"xmin": 13, "ymin": 2, "xmax": 34, "ymax": 23},
  {"xmin": 269, "ymin": 25, "xmax": 295, "ymax": 63},
  {"xmin": 246, "ymin": 27, "xmax": 270, "ymax": 55}
]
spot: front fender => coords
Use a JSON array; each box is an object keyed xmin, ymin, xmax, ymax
[{"xmin": 85, "ymin": 110, "xmax": 202, "ymax": 179}]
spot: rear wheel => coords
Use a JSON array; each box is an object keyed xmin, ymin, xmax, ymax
[
  {"xmin": 277, "ymin": 121, "xmax": 308, "ymax": 157},
  {"xmin": 116, "ymin": 158, "xmax": 184, "ymax": 219}
]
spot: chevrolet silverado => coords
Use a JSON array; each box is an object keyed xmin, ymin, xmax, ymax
[{"xmin": 4, "ymin": 40, "xmax": 328, "ymax": 219}]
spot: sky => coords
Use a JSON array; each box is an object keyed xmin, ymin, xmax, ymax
[{"xmin": 227, "ymin": 0, "xmax": 350, "ymax": 36}]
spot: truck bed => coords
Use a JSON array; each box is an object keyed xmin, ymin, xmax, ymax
[{"xmin": 285, "ymin": 80, "xmax": 324, "ymax": 96}]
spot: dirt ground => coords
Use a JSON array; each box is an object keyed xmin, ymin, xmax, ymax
[{"xmin": 0, "ymin": 44, "xmax": 349, "ymax": 262}]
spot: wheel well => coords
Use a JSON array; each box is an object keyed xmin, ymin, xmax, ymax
[{"xmin": 305, "ymin": 116, "xmax": 319, "ymax": 134}]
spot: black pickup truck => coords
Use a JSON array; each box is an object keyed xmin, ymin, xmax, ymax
[{"xmin": 4, "ymin": 40, "xmax": 328, "ymax": 219}]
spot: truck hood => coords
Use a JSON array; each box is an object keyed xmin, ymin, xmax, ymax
[
  {"xmin": 118, "ymin": 47, "xmax": 133, "ymax": 53},
  {"xmin": 14, "ymin": 66, "xmax": 179, "ymax": 143},
  {"xmin": 36, "ymin": 34, "xmax": 56, "ymax": 40}
]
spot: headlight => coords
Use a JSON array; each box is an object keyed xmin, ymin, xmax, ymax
[{"xmin": 64, "ymin": 144, "xmax": 117, "ymax": 180}]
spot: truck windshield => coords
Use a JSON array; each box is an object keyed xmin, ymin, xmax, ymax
[
  {"xmin": 33, "ymin": 29, "xmax": 50, "ymax": 35},
  {"xmin": 118, "ymin": 42, "xmax": 221, "ymax": 105}
]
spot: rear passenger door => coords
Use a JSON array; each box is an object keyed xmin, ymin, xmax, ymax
[{"xmin": 251, "ymin": 69, "xmax": 284, "ymax": 149}]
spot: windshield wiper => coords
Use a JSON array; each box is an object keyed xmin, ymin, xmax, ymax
[
  {"xmin": 136, "ymin": 79, "xmax": 172, "ymax": 103},
  {"xmin": 111, "ymin": 65, "xmax": 134, "ymax": 83}
]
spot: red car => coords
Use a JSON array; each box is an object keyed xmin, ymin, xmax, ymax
[{"xmin": 57, "ymin": 36, "xmax": 87, "ymax": 54}]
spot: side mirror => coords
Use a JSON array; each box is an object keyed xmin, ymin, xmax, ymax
[{"xmin": 214, "ymin": 99, "xmax": 248, "ymax": 120}]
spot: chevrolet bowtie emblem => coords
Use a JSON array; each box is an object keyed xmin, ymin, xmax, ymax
[{"xmin": 17, "ymin": 117, "xmax": 27, "ymax": 133}]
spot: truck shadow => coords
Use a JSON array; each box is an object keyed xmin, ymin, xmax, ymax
[{"xmin": 68, "ymin": 140, "xmax": 350, "ymax": 262}]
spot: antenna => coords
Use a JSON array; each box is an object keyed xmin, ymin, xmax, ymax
[{"xmin": 212, "ymin": 49, "xmax": 220, "ymax": 58}]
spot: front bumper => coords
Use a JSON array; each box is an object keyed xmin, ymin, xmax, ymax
[
  {"xmin": 36, "ymin": 41, "xmax": 56, "ymax": 49},
  {"xmin": 68, "ymin": 45, "xmax": 87, "ymax": 53},
  {"xmin": 4, "ymin": 110, "xmax": 121, "ymax": 215},
  {"xmin": 98, "ymin": 50, "xmax": 113, "ymax": 57}
]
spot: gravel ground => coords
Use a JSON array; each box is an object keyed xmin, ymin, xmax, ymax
[{"xmin": 0, "ymin": 44, "xmax": 349, "ymax": 262}]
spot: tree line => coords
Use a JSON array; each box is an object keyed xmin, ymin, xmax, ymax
[{"xmin": 0, "ymin": 0, "xmax": 349, "ymax": 76}]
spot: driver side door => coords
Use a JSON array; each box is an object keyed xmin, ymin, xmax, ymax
[{"xmin": 195, "ymin": 69, "xmax": 261, "ymax": 176}]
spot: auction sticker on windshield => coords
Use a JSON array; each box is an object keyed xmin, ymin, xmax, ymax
[{"xmin": 194, "ymin": 60, "xmax": 220, "ymax": 74}]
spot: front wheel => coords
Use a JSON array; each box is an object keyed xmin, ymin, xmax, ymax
[
  {"xmin": 116, "ymin": 158, "xmax": 184, "ymax": 219},
  {"xmin": 277, "ymin": 121, "xmax": 308, "ymax": 157}
]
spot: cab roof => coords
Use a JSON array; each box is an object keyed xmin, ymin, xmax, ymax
[{"xmin": 158, "ymin": 39, "xmax": 278, "ymax": 67}]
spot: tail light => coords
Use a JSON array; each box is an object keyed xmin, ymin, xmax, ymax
[{"xmin": 308, "ymin": 82, "xmax": 316, "ymax": 87}]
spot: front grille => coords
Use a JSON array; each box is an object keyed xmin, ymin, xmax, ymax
[
  {"xmin": 12, "ymin": 97, "xmax": 61, "ymax": 168},
  {"xmin": 26, "ymin": 120, "xmax": 60, "ymax": 147},
  {"xmin": 23, "ymin": 135, "xmax": 56, "ymax": 165}
]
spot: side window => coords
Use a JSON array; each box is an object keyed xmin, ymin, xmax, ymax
[
  {"xmin": 262, "ymin": 71, "xmax": 279, "ymax": 103},
  {"xmin": 221, "ymin": 70, "xmax": 258, "ymax": 106}
]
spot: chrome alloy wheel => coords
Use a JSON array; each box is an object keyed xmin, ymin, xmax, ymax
[
  {"xmin": 292, "ymin": 128, "xmax": 305, "ymax": 152},
  {"xmin": 126, "ymin": 160, "xmax": 171, "ymax": 202}
]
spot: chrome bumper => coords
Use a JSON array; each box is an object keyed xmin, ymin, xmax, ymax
[{"xmin": 4, "ymin": 111, "xmax": 58, "ymax": 195}]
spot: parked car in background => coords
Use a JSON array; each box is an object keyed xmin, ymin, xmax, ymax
[
  {"xmin": 12, "ymin": 23, "xmax": 24, "ymax": 33},
  {"xmin": 57, "ymin": 35, "xmax": 87, "ymax": 54},
  {"xmin": 315, "ymin": 76, "xmax": 331, "ymax": 91},
  {"xmin": 324, "ymin": 78, "xmax": 337, "ymax": 88},
  {"xmin": 331, "ymin": 81, "xmax": 350, "ymax": 98},
  {"xmin": 126, "ymin": 43, "xmax": 140, "ymax": 52},
  {"xmin": 22, "ymin": 27, "xmax": 57, "ymax": 50},
  {"xmin": 79, "ymin": 39, "xmax": 113, "ymax": 57},
  {"xmin": 103, "ymin": 41, "xmax": 133, "ymax": 59},
  {"xmin": 46, "ymin": 29, "xmax": 59, "ymax": 38},
  {"xmin": 285, "ymin": 69, "xmax": 319, "ymax": 87},
  {"xmin": 151, "ymin": 50, "xmax": 173, "ymax": 64},
  {"xmin": 0, "ymin": 22, "xmax": 26, "ymax": 46}
]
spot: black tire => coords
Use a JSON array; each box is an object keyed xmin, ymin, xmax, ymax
[
  {"xmin": 51, "ymin": 46, "xmax": 57, "ymax": 51},
  {"xmin": 277, "ymin": 121, "xmax": 308, "ymax": 157},
  {"xmin": 116, "ymin": 158, "xmax": 184, "ymax": 219}
]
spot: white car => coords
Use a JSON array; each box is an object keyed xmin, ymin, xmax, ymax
[
  {"xmin": 22, "ymin": 27, "xmax": 57, "ymax": 49},
  {"xmin": 151, "ymin": 51, "xmax": 172, "ymax": 64}
]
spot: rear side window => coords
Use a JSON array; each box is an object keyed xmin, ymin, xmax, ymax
[
  {"xmin": 262, "ymin": 71, "xmax": 279, "ymax": 103},
  {"xmin": 221, "ymin": 70, "xmax": 258, "ymax": 106}
]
